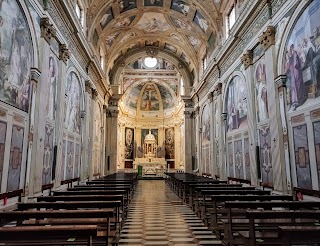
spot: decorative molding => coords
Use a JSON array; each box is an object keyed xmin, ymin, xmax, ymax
[
  {"xmin": 145, "ymin": 47, "xmax": 159, "ymax": 57},
  {"xmin": 85, "ymin": 80, "xmax": 92, "ymax": 94},
  {"xmin": 275, "ymin": 75, "xmax": 287, "ymax": 88},
  {"xmin": 30, "ymin": 68, "xmax": 41, "ymax": 82},
  {"xmin": 259, "ymin": 26, "xmax": 276, "ymax": 50},
  {"xmin": 241, "ymin": 50, "xmax": 253, "ymax": 69},
  {"xmin": 40, "ymin": 17, "xmax": 56, "ymax": 42},
  {"xmin": 59, "ymin": 44, "xmax": 70, "ymax": 64}
]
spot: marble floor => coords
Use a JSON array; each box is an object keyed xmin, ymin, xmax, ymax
[{"xmin": 119, "ymin": 180, "xmax": 223, "ymax": 246}]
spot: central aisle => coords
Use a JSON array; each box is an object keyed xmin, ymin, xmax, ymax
[{"xmin": 119, "ymin": 180, "xmax": 223, "ymax": 245}]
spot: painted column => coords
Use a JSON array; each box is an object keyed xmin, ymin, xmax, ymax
[
  {"xmin": 90, "ymin": 89, "xmax": 98, "ymax": 178},
  {"xmin": 29, "ymin": 17, "xmax": 56, "ymax": 195},
  {"xmin": 260, "ymin": 26, "xmax": 287, "ymax": 192},
  {"xmin": 102, "ymin": 105, "xmax": 108, "ymax": 176},
  {"xmin": 80, "ymin": 81, "xmax": 92, "ymax": 180},
  {"xmin": 53, "ymin": 44, "xmax": 70, "ymax": 187},
  {"xmin": 24, "ymin": 68, "xmax": 41, "ymax": 196},
  {"xmin": 214, "ymin": 83, "xmax": 223, "ymax": 178},
  {"xmin": 182, "ymin": 98, "xmax": 194, "ymax": 173},
  {"xmin": 275, "ymin": 75, "xmax": 292, "ymax": 192},
  {"xmin": 241, "ymin": 50, "xmax": 258, "ymax": 185},
  {"xmin": 106, "ymin": 95, "xmax": 121, "ymax": 174},
  {"xmin": 208, "ymin": 92, "xmax": 214, "ymax": 175}
]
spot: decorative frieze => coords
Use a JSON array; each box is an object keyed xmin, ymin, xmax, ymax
[
  {"xmin": 259, "ymin": 26, "xmax": 276, "ymax": 50},
  {"xmin": 241, "ymin": 50, "xmax": 253, "ymax": 69},
  {"xmin": 59, "ymin": 44, "xmax": 70, "ymax": 64},
  {"xmin": 40, "ymin": 17, "xmax": 56, "ymax": 42}
]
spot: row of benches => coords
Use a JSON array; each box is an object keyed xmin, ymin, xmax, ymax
[
  {"xmin": 166, "ymin": 172, "xmax": 320, "ymax": 246},
  {"xmin": 0, "ymin": 173, "xmax": 138, "ymax": 246}
]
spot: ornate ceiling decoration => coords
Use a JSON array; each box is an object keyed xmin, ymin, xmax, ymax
[{"xmin": 87, "ymin": 0, "xmax": 224, "ymax": 83}]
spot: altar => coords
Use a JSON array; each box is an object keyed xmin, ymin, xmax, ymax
[{"xmin": 133, "ymin": 130, "xmax": 166, "ymax": 176}]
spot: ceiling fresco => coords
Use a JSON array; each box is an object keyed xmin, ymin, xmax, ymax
[{"xmin": 88, "ymin": 0, "xmax": 223, "ymax": 80}]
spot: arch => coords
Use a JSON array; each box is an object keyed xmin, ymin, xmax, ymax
[
  {"xmin": 109, "ymin": 48, "xmax": 193, "ymax": 91},
  {"xmin": 276, "ymin": 0, "xmax": 317, "ymax": 75}
]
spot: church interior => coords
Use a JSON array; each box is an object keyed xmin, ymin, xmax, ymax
[{"xmin": 1, "ymin": 0, "xmax": 320, "ymax": 245}]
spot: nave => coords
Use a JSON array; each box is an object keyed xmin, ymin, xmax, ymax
[{"xmin": 119, "ymin": 180, "xmax": 222, "ymax": 245}]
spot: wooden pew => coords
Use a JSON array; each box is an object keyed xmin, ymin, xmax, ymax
[
  {"xmin": 41, "ymin": 183, "xmax": 54, "ymax": 196},
  {"xmin": 223, "ymin": 201, "xmax": 320, "ymax": 245},
  {"xmin": 240, "ymin": 210, "xmax": 320, "ymax": 246},
  {"xmin": 0, "ymin": 189, "xmax": 23, "ymax": 206},
  {"xmin": 208, "ymin": 195, "xmax": 293, "ymax": 238},
  {"xmin": 0, "ymin": 209, "xmax": 114, "ymax": 245},
  {"xmin": 61, "ymin": 177, "xmax": 80, "ymax": 188},
  {"xmin": 0, "ymin": 225, "xmax": 97, "ymax": 246},
  {"xmin": 17, "ymin": 201, "xmax": 122, "ymax": 225},
  {"xmin": 278, "ymin": 225, "xmax": 320, "ymax": 246}
]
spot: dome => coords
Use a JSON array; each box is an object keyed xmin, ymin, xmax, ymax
[{"xmin": 144, "ymin": 131, "xmax": 156, "ymax": 144}]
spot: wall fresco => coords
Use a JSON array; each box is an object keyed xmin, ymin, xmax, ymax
[{"xmin": 0, "ymin": 0, "xmax": 33, "ymax": 112}]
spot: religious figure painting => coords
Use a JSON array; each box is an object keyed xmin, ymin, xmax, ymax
[
  {"xmin": 293, "ymin": 124, "xmax": 312, "ymax": 189},
  {"xmin": 284, "ymin": 0, "xmax": 320, "ymax": 112},
  {"xmin": 114, "ymin": 16, "xmax": 136, "ymax": 28},
  {"xmin": 94, "ymin": 104, "xmax": 101, "ymax": 142},
  {"xmin": 255, "ymin": 60, "xmax": 269, "ymax": 122},
  {"xmin": 0, "ymin": 0, "xmax": 32, "ymax": 112},
  {"xmin": 100, "ymin": 8, "xmax": 113, "ymax": 29},
  {"xmin": 193, "ymin": 11, "xmax": 208, "ymax": 32},
  {"xmin": 208, "ymin": 32, "xmax": 217, "ymax": 56},
  {"xmin": 106, "ymin": 32, "xmax": 121, "ymax": 49},
  {"xmin": 165, "ymin": 128, "xmax": 174, "ymax": 159},
  {"xmin": 201, "ymin": 105, "xmax": 210, "ymax": 144},
  {"xmin": 170, "ymin": 17, "xmax": 192, "ymax": 31},
  {"xmin": 61, "ymin": 140, "xmax": 66, "ymax": 180},
  {"xmin": 42, "ymin": 124, "xmax": 54, "ymax": 185},
  {"xmin": 66, "ymin": 141, "xmax": 74, "ymax": 180},
  {"xmin": 171, "ymin": 0, "xmax": 190, "ymax": 16},
  {"xmin": 259, "ymin": 127, "xmax": 272, "ymax": 184},
  {"xmin": 225, "ymin": 76, "xmax": 248, "ymax": 132},
  {"xmin": 157, "ymin": 83, "xmax": 175, "ymax": 109},
  {"xmin": 46, "ymin": 56, "xmax": 57, "ymax": 121},
  {"xmin": 64, "ymin": 72, "xmax": 81, "ymax": 134},
  {"xmin": 140, "ymin": 83, "xmax": 160, "ymax": 111},
  {"xmin": 188, "ymin": 35, "xmax": 201, "ymax": 49},
  {"xmin": 74, "ymin": 143, "xmax": 80, "ymax": 178},
  {"xmin": 164, "ymin": 43, "xmax": 177, "ymax": 53},
  {"xmin": 136, "ymin": 13, "xmax": 170, "ymax": 33},
  {"xmin": 125, "ymin": 127, "xmax": 134, "ymax": 159},
  {"xmin": 125, "ymin": 82, "xmax": 143, "ymax": 109},
  {"xmin": 7, "ymin": 125, "xmax": 24, "ymax": 191},
  {"xmin": 144, "ymin": 0, "xmax": 163, "ymax": 7},
  {"xmin": 118, "ymin": 0, "xmax": 136, "ymax": 13}
]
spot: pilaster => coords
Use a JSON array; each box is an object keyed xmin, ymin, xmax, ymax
[
  {"xmin": 241, "ymin": 50, "xmax": 258, "ymax": 185},
  {"xmin": 260, "ymin": 26, "xmax": 287, "ymax": 192}
]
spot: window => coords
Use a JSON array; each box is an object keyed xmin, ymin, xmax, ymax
[
  {"xmin": 75, "ymin": 1, "xmax": 84, "ymax": 27},
  {"xmin": 225, "ymin": 5, "xmax": 236, "ymax": 39}
]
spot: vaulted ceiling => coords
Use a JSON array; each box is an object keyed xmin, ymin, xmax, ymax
[{"xmin": 87, "ymin": 0, "xmax": 225, "ymax": 84}]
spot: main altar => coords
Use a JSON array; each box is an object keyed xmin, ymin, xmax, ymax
[{"xmin": 133, "ymin": 130, "xmax": 166, "ymax": 176}]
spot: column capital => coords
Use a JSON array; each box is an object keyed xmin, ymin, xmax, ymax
[
  {"xmin": 221, "ymin": 112, "xmax": 228, "ymax": 121},
  {"xmin": 40, "ymin": 17, "xmax": 56, "ymax": 43},
  {"xmin": 108, "ymin": 110, "xmax": 119, "ymax": 118},
  {"xmin": 85, "ymin": 80, "xmax": 92, "ymax": 94},
  {"xmin": 59, "ymin": 44, "xmax": 70, "ymax": 64},
  {"xmin": 103, "ymin": 105, "xmax": 108, "ymax": 114},
  {"xmin": 241, "ymin": 50, "xmax": 253, "ymax": 69},
  {"xmin": 184, "ymin": 110, "xmax": 194, "ymax": 118},
  {"xmin": 207, "ymin": 92, "xmax": 214, "ymax": 102},
  {"xmin": 80, "ymin": 110, "xmax": 86, "ymax": 118},
  {"xmin": 92, "ymin": 89, "xmax": 98, "ymax": 100},
  {"xmin": 30, "ymin": 68, "xmax": 41, "ymax": 83},
  {"xmin": 259, "ymin": 26, "xmax": 276, "ymax": 51},
  {"xmin": 195, "ymin": 106, "xmax": 200, "ymax": 116},
  {"xmin": 214, "ymin": 82, "xmax": 222, "ymax": 96},
  {"xmin": 275, "ymin": 75, "xmax": 287, "ymax": 88}
]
